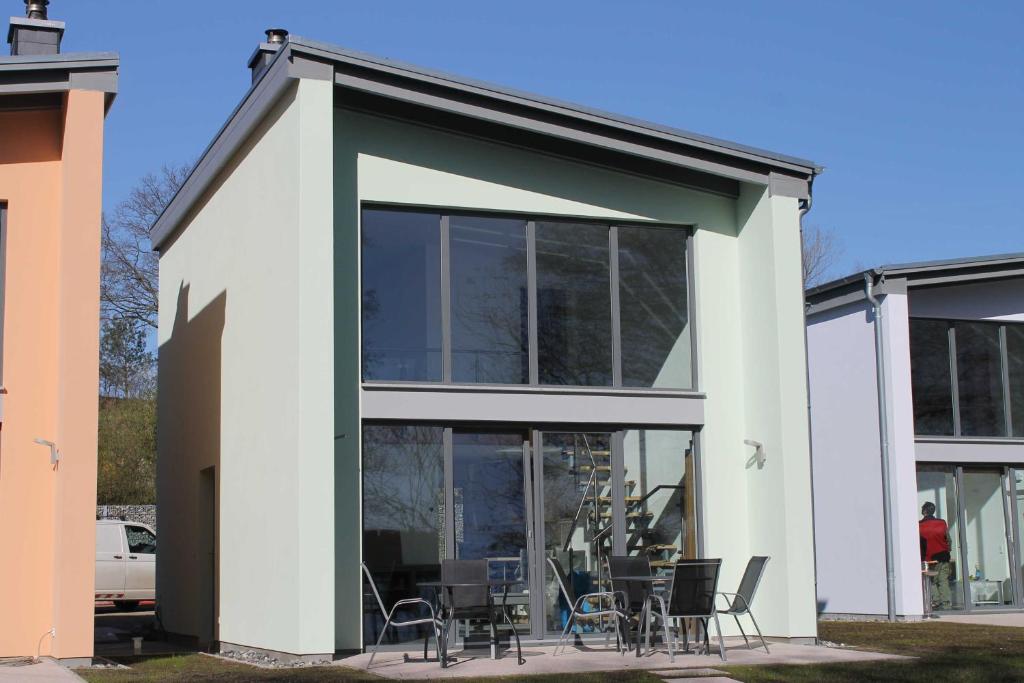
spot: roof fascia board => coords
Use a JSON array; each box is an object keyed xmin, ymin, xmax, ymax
[
  {"xmin": 0, "ymin": 53, "xmax": 118, "ymax": 96},
  {"xmin": 805, "ymin": 275, "xmax": 906, "ymax": 316},
  {"xmin": 904, "ymin": 267, "xmax": 1024, "ymax": 289},
  {"xmin": 150, "ymin": 47, "xmax": 296, "ymax": 249},
  {"xmin": 289, "ymin": 38, "xmax": 820, "ymax": 175},
  {"xmin": 333, "ymin": 69, "xmax": 773, "ymax": 187}
]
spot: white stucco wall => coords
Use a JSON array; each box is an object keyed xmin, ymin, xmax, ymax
[
  {"xmin": 908, "ymin": 277, "xmax": 1024, "ymax": 322},
  {"xmin": 157, "ymin": 78, "xmax": 336, "ymax": 655},
  {"xmin": 335, "ymin": 108, "xmax": 818, "ymax": 645},
  {"xmin": 807, "ymin": 301, "xmax": 888, "ymax": 615}
]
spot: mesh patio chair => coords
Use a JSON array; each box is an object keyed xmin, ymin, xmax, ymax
[
  {"xmin": 717, "ymin": 555, "xmax": 770, "ymax": 653},
  {"xmin": 440, "ymin": 559, "xmax": 523, "ymax": 664},
  {"xmin": 548, "ymin": 557, "xmax": 628, "ymax": 656},
  {"xmin": 361, "ymin": 562, "xmax": 441, "ymax": 668},
  {"xmin": 649, "ymin": 559, "xmax": 726, "ymax": 662},
  {"xmin": 607, "ymin": 555, "xmax": 658, "ymax": 654}
]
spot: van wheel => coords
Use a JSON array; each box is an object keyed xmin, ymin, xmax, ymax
[{"xmin": 114, "ymin": 600, "xmax": 139, "ymax": 612}]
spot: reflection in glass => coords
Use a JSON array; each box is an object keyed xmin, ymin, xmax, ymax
[
  {"xmin": 961, "ymin": 469, "xmax": 1013, "ymax": 607},
  {"xmin": 1007, "ymin": 326, "xmax": 1024, "ymax": 438},
  {"xmin": 909, "ymin": 319, "xmax": 954, "ymax": 436},
  {"xmin": 956, "ymin": 322, "xmax": 1006, "ymax": 436},
  {"xmin": 450, "ymin": 216, "xmax": 529, "ymax": 384},
  {"xmin": 622, "ymin": 430, "xmax": 695, "ymax": 573},
  {"xmin": 618, "ymin": 227, "xmax": 691, "ymax": 388},
  {"xmin": 540, "ymin": 432, "xmax": 614, "ymax": 634},
  {"xmin": 916, "ymin": 465, "xmax": 964, "ymax": 610},
  {"xmin": 536, "ymin": 222, "xmax": 612, "ymax": 386},
  {"xmin": 361, "ymin": 209, "xmax": 442, "ymax": 381},
  {"xmin": 453, "ymin": 431, "xmax": 530, "ymax": 627},
  {"xmin": 361, "ymin": 425, "xmax": 444, "ymax": 645}
]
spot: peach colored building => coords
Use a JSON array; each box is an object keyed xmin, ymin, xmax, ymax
[{"xmin": 0, "ymin": 4, "xmax": 117, "ymax": 664}]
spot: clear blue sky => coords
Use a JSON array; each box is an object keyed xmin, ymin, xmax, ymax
[{"xmin": 49, "ymin": 0, "xmax": 1023, "ymax": 281}]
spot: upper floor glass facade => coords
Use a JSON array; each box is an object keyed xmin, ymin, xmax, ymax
[
  {"xmin": 360, "ymin": 207, "xmax": 693, "ymax": 390},
  {"xmin": 910, "ymin": 317, "xmax": 1024, "ymax": 438}
]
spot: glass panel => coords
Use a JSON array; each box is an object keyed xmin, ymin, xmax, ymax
[
  {"xmin": 1007, "ymin": 325, "xmax": 1024, "ymax": 438},
  {"xmin": 361, "ymin": 425, "xmax": 444, "ymax": 646},
  {"xmin": 623, "ymin": 430, "xmax": 696, "ymax": 573},
  {"xmin": 1014, "ymin": 470, "xmax": 1024, "ymax": 597},
  {"xmin": 450, "ymin": 216, "xmax": 529, "ymax": 384},
  {"xmin": 540, "ymin": 432, "xmax": 614, "ymax": 635},
  {"xmin": 618, "ymin": 227, "xmax": 691, "ymax": 389},
  {"xmin": 453, "ymin": 431, "xmax": 530, "ymax": 629},
  {"xmin": 361, "ymin": 209, "xmax": 442, "ymax": 381},
  {"xmin": 955, "ymin": 322, "xmax": 1007, "ymax": 437},
  {"xmin": 125, "ymin": 526, "xmax": 156, "ymax": 554},
  {"xmin": 536, "ymin": 222, "xmax": 612, "ymax": 386},
  {"xmin": 916, "ymin": 465, "xmax": 965, "ymax": 610},
  {"xmin": 909, "ymin": 319, "xmax": 954, "ymax": 436},
  {"xmin": 961, "ymin": 469, "xmax": 1013, "ymax": 607}
]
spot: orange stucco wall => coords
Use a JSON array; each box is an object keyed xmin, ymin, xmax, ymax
[{"xmin": 0, "ymin": 89, "xmax": 106, "ymax": 660}]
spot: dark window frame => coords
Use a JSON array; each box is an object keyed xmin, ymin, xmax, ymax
[
  {"xmin": 359, "ymin": 203, "xmax": 697, "ymax": 391},
  {"xmin": 910, "ymin": 316, "xmax": 1024, "ymax": 439}
]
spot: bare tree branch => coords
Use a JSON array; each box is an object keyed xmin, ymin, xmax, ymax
[
  {"xmin": 101, "ymin": 163, "xmax": 190, "ymax": 329},
  {"xmin": 802, "ymin": 224, "xmax": 844, "ymax": 288}
]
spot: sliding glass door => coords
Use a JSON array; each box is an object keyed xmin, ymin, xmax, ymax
[{"xmin": 361, "ymin": 423, "xmax": 699, "ymax": 644}]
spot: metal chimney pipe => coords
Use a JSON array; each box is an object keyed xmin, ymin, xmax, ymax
[
  {"xmin": 265, "ymin": 28, "xmax": 288, "ymax": 44},
  {"xmin": 25, "ymin": 0, "xmax": 49, "ymax": 20}
]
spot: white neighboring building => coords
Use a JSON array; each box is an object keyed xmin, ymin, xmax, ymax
[{"xmin": 807, "ymin": 254, "xmax": 1024, "ymax": 620}]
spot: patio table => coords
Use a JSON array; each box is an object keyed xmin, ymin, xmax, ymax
[
  {"xmin": 611, "ymin": 575, "xmax": 673, "ymax": 657},
  {"xmin": 418, "ymin": 579, "xmax": 523, "ymax": 667}
]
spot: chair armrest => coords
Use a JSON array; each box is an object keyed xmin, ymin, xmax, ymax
[{"xmin": 716, "ymin": 591, "xmax": 750, "ymax": 612}]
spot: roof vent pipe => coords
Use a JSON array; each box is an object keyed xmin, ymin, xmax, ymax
[
  {"xmin": 25, "ymin": 1, "xmax": 48, "ymax": 19},
  {"xmin": 247, "ymin": 28, "xmax": 288, "ymax": 84},
  {"xmin": 7, "ymin": 0, "xmax": 64, "ymax": 56}
]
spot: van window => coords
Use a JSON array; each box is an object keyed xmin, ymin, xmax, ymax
[
  {"xmin": 96, "ymin": 524, "xmax": 123, "ymax": 553},
  {"xmin": 125, "ymin": 526, "xmax": 156, "ymax": 554}
]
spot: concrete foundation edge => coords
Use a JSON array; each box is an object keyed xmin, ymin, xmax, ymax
[{"xmin": 219, "ymin": 641, "xmax": 334, "ymax": 665}]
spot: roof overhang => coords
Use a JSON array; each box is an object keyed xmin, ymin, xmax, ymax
[
  {"xmin": 151, "ymin": 37, "xmax": 822, "ymax": 251},
  {"xmin": 806, "ymin": 253, "xmax": 1024, "ymax": 316},
  {"xmin": 0, "ymin": 51, "xmax": 119, "ymax": 110}
]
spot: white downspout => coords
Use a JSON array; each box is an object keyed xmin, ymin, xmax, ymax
[{"xmin": 865, "ymin": 273, "xmax": 897, "ymax": 622}]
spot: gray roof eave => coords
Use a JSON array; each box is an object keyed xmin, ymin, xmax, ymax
[
  {"xmin": 806, "ymin": 252, "xmax": 1024, "ymax": 301},
  {"xmin": 0, "ymin": 51, "xmax": 118, "ymax": 71},
  {"xmin": 288, "ymin": 36, "xmax": 823, "ymax": 176}
]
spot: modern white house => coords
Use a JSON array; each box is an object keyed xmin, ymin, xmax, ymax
[
  {"xmin": 151, "ymin": 31, "xmax": 822, "ymax": 659},
  {"xmin": 807, "ymin": 254, "xmax": 1024, "ymax": 621}
]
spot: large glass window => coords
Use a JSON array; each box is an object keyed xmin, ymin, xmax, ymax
[
  {"xmin": 1008, "ymin": 326, "xmax": 1024, "ymax": 438},
  {"xmin": 361, "ymin": 425, "xmax": 444, "ymax": 646},
  {"xmin": 360, "ymin": 208, "xmax": 693, "ymax": 390},
  {"xmin": 961, "ymin": 469, "xmax": 1014, "ymax": 607},
  {"xmin": 955, "ymin": 322, "xmax": 1006, "ymax": 437},
  {"xmin": 536, "ymin": 222, "xmax": 613, "ymax": 386},
  {"xmin": 618, "ymin": 226, "xmax": 691, "ymax": 389},
  {"xmin": 916, "ymin": 465, "xmax": 964, "ymax": 610},
  {"xmin": 622, "ymin": 430, "xmax": 696, "ymax": 572},
  {"xmin": 361, "ymin": 210, "xmax": 442, "ymax": 381},
  {"xmin": 450, "ymin": 216, "xmax": 529, "ymax": 384},
  {"xmin": 910, "ymin": 319, "xmax": 954, "ymax": 436}
]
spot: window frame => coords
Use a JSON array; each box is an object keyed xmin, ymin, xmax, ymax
[
  {"xmin": 910, "ymin": 316, "xmax": 1024, "ymax": 439},
  {"xmin": 359, "ymin": 203, "xmax": 698, "ymax": 392},
  {"xmin": 0, "ymin": 202, "xmax": 7, "ymax": 388}
]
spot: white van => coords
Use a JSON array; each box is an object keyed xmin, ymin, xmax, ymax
[{"xmin": 95, "ymin": 519, "xmax": 156, "ymax": 610}]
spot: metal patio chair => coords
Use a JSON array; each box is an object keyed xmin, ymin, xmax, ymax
[
  {"xmin": 361, "ymin": 562, "xmax": 441, "ymax": 668},
  {"xmin": 548, "ymin": 557, "xmax": 628, "ymax": 656},
  {"xmin": 717, "ymin": 555, "xmax": 771, "ymax": 653},
  {"xmin": 607, "ymin": 555, "xmax": 655, "ymax": 650},
  {"xmin": 649, "ymin": 559, "xmax": 726, "ymax": 662},
  {"xmin": 439, "ymin": 559, "xmax": 522, "ymax": 664}
]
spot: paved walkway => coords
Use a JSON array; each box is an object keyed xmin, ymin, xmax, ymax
[
  {"xmin": 0, "ymin": 659, "xmax": 83, "ymax": 682},
  {"xmin": 337, "ymin": 638, "xmax": 909, "ymax": 680},
  {"xmin": 934, "ymin": 612, "xmax": 1024, "ymax": 627}
]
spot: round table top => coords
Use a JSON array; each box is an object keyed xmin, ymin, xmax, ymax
[
  {"xmin": 613, "ymin": 575, "xmax": 673, "ymax": 582},
  {"xmin": 417, "ymin": 579, "xmax": 522, "ymax": 588}
]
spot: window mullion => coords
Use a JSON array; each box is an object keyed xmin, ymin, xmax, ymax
[
  {"xmin": 527, "ymin": 220, "xmax": 538, "ymax": 385},
  {"xmin": 1001, "ymin": 325, "xmax": 1013, "ymax": 437},
  {"xmin": 610, "ymin": 225, "xmax": 622, "ymax": 387},
  {"xmin": 949, "ymin": 323, "xmax": 961, "ymax": 437},
  {"xmin": 440, "ymin": 215, "xmax": 452, "ymax": 383}
]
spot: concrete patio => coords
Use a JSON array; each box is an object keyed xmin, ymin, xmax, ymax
[{"xmin": 337, "ymin": 637, "xmax": 910, "ymax": 680}]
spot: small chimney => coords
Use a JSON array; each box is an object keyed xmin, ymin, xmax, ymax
[
  {"xmin": 7, "ymin": 0, "xmax": 64, "ymax": 56},
  {"xmin": 247, "ymin": 28, "xmax": 288, "ymax": 84}
]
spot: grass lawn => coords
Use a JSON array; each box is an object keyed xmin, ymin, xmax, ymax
[{"xmin": 77, "ymin": 620, "xmax": 1024, "ymax": 682}]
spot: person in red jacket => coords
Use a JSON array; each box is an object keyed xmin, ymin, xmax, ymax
[{"xmin": 920, "ymin": 502, "xmax": 953, "ymax": 610}]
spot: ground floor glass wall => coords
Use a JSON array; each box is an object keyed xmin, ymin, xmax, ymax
[
  {"xmin": 362, "ymin": 423, "xmax": 697, "ymax": 646},
  {"xmin": 916, "ymin": 464, "xmax": 1022, "ymax": 611}
]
